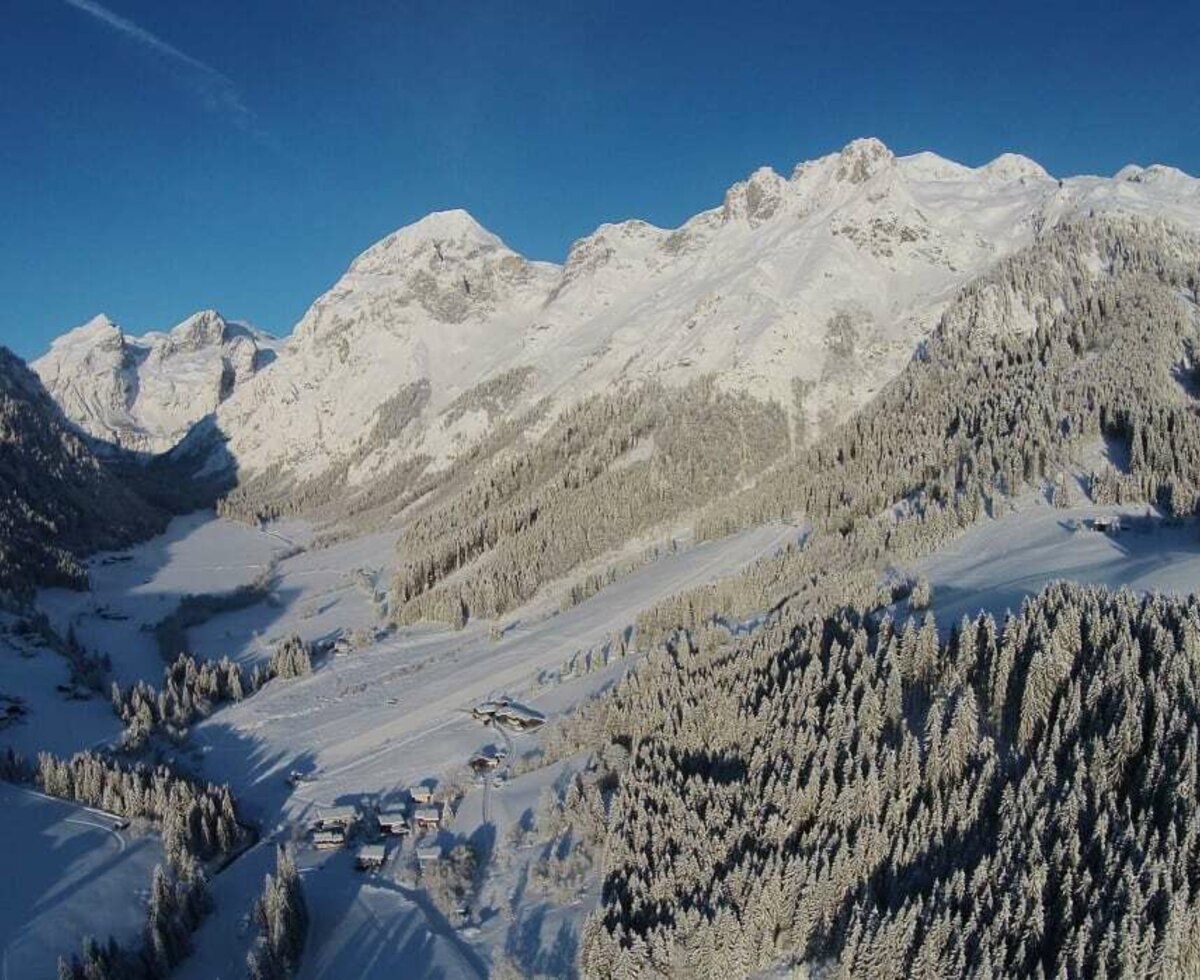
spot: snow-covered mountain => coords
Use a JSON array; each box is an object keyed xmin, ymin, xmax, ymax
[
  {"xmin": 37, "ymin": 139, "xmax": 1200, "ymax": 496},
  {"xmin": 198, "ymin": 138, "xmax": 1200, "ymax": 490},
  {"xmin": 33, "ymin": 310, "xmax": 279, "ymax": 454}
]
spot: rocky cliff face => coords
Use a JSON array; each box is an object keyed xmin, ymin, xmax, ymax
[{"xmin": 32, "ymin": 310, "xmax": 279, "ymax": 454}]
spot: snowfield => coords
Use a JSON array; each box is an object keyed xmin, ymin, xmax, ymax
[
  {"xmin": 0, "ymin": 783, "xmax": 163, "ymax": 980},
  {"xmin": 180, "ymin": 519, "xmax": 794, "ymax": 974},
  {"xmin": 0, "ymin": 624, "xmax": 120, "ymax": 759},
  {"xmin": 37, "ymin": 512, "xmax": 303, "ymax": 688},
  {"xmin": 912, "ymin": 499, "xmax": 1200, "ymax": 627},
  {"xmin": 185, "ymin": 527, "xmax": 399, "ymax": 668},
  {"xmin": 190, "ymin": 520, "xmax": 797, "ymax": 825}
]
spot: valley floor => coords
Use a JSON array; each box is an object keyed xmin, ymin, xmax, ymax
[{"xmin": 9, "ymin": 512, "xmax": 797, "ymax": 977}]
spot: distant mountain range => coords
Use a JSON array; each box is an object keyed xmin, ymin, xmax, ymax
[
  {"xmin": 7, "ymin": 138, "xmax": 1199, "ymax": 600},
  {"xmin": 33, "ymin": 310, "xmax": 279, "ymax": 454},
  {"xmin": 33, "ymin": 139, "xmax": 1200, "ymax": 494}
]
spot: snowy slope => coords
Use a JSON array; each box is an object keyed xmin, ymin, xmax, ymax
[
  {"xmin": 199, "ymin": 138, "xmax": 1200, "ymax": 487},
  {"xmin": 0, "ymin": 783, "xmax": 164, "ymax": 980},
  {"xmin": 911, "ymin": 500, "xmax": 1200, "ymax": 630},
  {"xmin": 33, "ymin": 310, "xmax": 280, "ymax": 453},
  {"xmin": 0, "ymin": 345, "xmax": 166, "ymax": 597}
]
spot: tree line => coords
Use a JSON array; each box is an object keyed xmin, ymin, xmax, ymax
[{"xmin": 112, "ymin": 634, "xmax": 313, "ymax": 748}]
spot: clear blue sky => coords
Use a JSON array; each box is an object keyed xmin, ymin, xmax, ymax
[{"xmin": 2, "ymin": 0, "xmax": 1197, "ymax": 360}]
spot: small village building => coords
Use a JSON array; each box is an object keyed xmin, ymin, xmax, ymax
[
  {"xmin": 472, "ymin": 699, "xmax": 509, "ymax": 721},
  {"xmin": 313, "ymin": 828, "xmax": 346, "ymax": 850},
  {"xmin": 416, "ymin": 845, "xmax": 442, "ymax": 863},
  {"xmin": 409, "ymin": 787, "xmax": 435, "ymax": 805},
  {"xmin": 355, "ymin": 844, "xmax": 387, "ymax": 870},
  {"xmin": 1092, "ymin": 516, "xmax": 1122, "ymax": 534},
  {"xmin": 378, "ymin": 811, "xmax": 410, "ymax": 836},
  {"xmin": 414, "ymin": 806, "xmax": 441, "ymax": 830},
  {"xmin": 469, "ymin": 753, "xmax": 501, "ymax": 773},
  {"xmin": 494, "ymin": 705, "xmax": 546, "ymax": 732},
  {"xmin": 316, "ymin": 805, "xmax": 357, "ymax": 831},
  {"xmin": 472, "ymin": 697, "xmax": 545, "ymax": 731}
]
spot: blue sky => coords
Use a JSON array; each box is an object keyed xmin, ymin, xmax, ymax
[{"xmin": 2, "ymin": 1, "xmax": 1197, "ymax": 360}]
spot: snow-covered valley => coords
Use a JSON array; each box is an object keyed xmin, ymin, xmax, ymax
[
  {"xmin": 2, "ymin": 511, "xmax": 797, "ymax": 977},
  {"xmin": 8, "ymin": 484, "xmax": 1200, "ymax": 977},
  {"xmin": 6, "ymin": 138, "xmax": 1200, "ymax": 979}
]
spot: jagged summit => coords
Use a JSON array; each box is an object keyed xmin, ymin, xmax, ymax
[
  {"xmin": 49, "ymin": 313, "xmax": 123, "ymax": 350},
  {"xmin": 722, "ymin": 166, "xmax": 789, "ymax": 225},
  {"xmin": 834, "ymin": 136, "xmax": 896, "ymax": 182},
  {"xmin": 32, "ymin": 309, "xmax": 279, "ymax": 453},
  {"xmin": 36, "ymin": 138, "xmax": 1200, "ymax": 485}
]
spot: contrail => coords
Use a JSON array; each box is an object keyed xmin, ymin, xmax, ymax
[{"xmin": 61, "ymin": 0, "xmax": 252, "ymax": 127}]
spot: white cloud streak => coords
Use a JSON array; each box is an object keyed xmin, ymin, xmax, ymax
[{"xmin": 62, "ymin": 0, "xmax": 253, "ymax": 127}]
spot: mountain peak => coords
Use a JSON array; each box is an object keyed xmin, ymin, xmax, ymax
[
  {"xmin": 348, "ymin": 208, "xmax": 510, "ymax": 278},
  {"xmin": 393, "ymin": 208, "xmax": 500, "ymax": 246},
  {"xmin": 835, "ymin": 138, "xmax": 895, "ymax": 183},
  {"xmin": 166, "ymin": 309, "xmax": 229, "ymax": 351},
  {"xmin": 980, "ymin": 153, "xmax": 1051, "ymax": 182},
  {"xmin": 896, "ymin": 151, "xmax": 975, "ymax": 181},
  {"xmin": 1114, "ymin": 162, "xmax": 1196, "ymax": 188},
  {"xmin": 722, "ymin": 166, "xmax": 788, "ymax": 225},
  {"xmin": 47, "ymin": 313, "xmax": 124, "ymax": 353}
]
